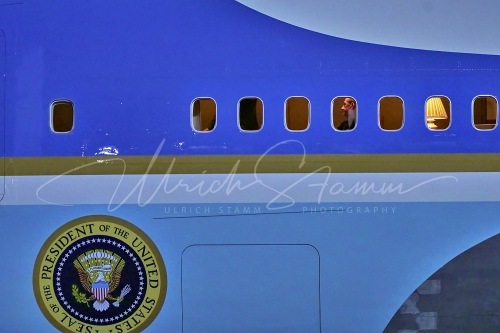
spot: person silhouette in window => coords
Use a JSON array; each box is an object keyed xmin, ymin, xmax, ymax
[{"xmin": 337, "ymin": 97, "xmax": 356, "ymax": 130}]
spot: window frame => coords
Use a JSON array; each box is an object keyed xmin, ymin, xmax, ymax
[
  {"xmin": 284, "ymin": 96, "xmax": 311, "ymax": 132},
  {"xmin": 471, "ymin": 95, "xmax": 498, "ymax": 131},
  {"xmin": 425, "ymin": 95, "xmax": 451, "ymax": 131},
  {"xmin": 50, "ymin": 99, "xmax": 75, "ymax": 133},
  {"xmin": 191, "ymin": 97, "xmax": 217, "ymax": 133},
  {"xmin": 237, "ymin": 96, "xmax": 264, "ymax": 132},
  {"xmin": 378, "ymin": 95, "xmax": 405, "ymax": 131},
  {"xmin": 331, "ymin": 96, "xmax": 358, "ymax": 132}
]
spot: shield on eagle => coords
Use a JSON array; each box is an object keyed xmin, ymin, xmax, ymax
[{"xmin": 92, "ymin": 280, "xmax": 110, "ymax": 302}]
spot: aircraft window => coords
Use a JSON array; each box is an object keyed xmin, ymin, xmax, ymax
[
  {"xmin": 285, "ymin": 96, "xmax": 310, "ymax": 131},
  {"xmin": 51, "ymin": 100, "xmax": 74, "ymax": 133},
  {"xmin": 425, "ymin": 96, "xmax": 451, "ymax": 130},
  {"xmin": 473, "ymin": 95, "xmax": 497, "ymax": 130},
  {"xmin": 239, "ymin": 97, "xmax": 263, "ymax": 131},
  {"xmin": 332, "ymin": 96, "xmax": 357, "ymax": 131},
  {"xmin": 379, "ymin": 96, "xmax": 404, "ymax": 130},
  {"xmin": 192, "ymin": 98, "xmax": 216, "ymax": 132}
]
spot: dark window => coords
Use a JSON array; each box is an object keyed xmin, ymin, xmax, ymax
[
  {"xmin": 51, "ymin": 100, "xmax": 74, "ymax": 133},
  {"xmin": 239, "ymin": 97, "xmax": 263, "ymax": 131}
]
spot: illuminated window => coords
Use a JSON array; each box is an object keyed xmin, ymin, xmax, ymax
[
  {"xmin": 332, "ymin": 96, "xmax": 357, "ymax": 131},
  {"xmin": 285, "ymin": 96, "xmax": 310, "ymax": 131},
  {"xmin": 239, "ymin": 97, "xmax": 263, "ymax": 131},
  {"xmin": 379, "ymin": 96, "xmax": 404, "ymax": 131},
  {"xmin": 51, "ymin": 100, "xmax": 74, "ymax": 133},
  {"xmin": 473, "ymin": 95, "xmax": 497, "ymax": 130},
  {"xmin": 425, "ymin": 96, "xmax": 450, "ymax": 130},
  {"xmin": 192, "ymin": 98, "xmax": 216, "ymax": 132}
]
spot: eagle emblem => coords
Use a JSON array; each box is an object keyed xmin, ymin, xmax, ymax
[{"xmin": 72, "ymin": 249, "xmax": 131, "ymax": 312}]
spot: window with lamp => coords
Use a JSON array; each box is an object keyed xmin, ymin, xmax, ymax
[{"xmin": 426, "ymin": 96, "xmax": 450, "ymax": 130}]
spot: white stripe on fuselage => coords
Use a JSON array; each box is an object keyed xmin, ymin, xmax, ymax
[{"xmin": 2, "ymin": 172, "xmax": 500, "ymax": 206}]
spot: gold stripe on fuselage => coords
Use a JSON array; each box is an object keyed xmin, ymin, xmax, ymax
[{"xmin": 2, "ymin": 154, "xmax": 500, "ymax": 176}]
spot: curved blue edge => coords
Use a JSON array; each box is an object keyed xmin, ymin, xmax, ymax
[
  {"xmin": 0, "ymin": 0, "xmax": 499, "ymax": 157},
  {"xmin": 384, "ymin": 233, "xmax": 500, "ymax": 332}
]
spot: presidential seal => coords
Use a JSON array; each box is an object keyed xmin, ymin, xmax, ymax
[{"xmin": 33, "ymin": 215, "xmax": 167, "ymax": 333}]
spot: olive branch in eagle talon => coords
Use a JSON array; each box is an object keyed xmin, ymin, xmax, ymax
[{"xmin": 72, "ymin": 284, "xmax": 91, "ymax": 306}]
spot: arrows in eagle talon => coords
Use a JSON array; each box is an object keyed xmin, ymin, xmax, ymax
[{"xmin": 113, "ymin": 284, "xmax": 132, "ymax": 307}]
